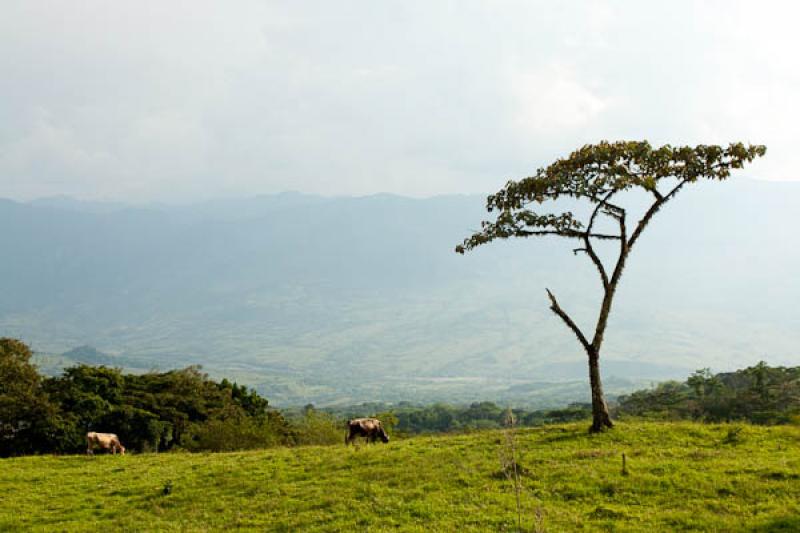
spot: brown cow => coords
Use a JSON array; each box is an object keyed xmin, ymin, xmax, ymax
[
  {"xmin": 86, "ymin": 432, "xmax": 126, "ymax": 455},
  {"xmin": 345, "ymin": 418, "xmax": 389, "ymax": 445}
]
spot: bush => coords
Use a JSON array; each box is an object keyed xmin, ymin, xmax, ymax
[
  {"xmin": 183, "ymin": 415, "xmax": 286, "ymax": 452},
  {"xmin": 292, "ymin": 410, "xmax": 344, "ymax": 446}
]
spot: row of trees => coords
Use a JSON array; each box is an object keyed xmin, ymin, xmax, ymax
[
  {"xmin": 0, "ymin": 338, "xmax": 291, "ymax": 456},
  {"xmin": 617, "ymin": 362, "xmax": 800, "ymax": 424},
  {"xmin": 329, "ymin": 363, "xmax": 800, "ymax": 434},
  {"xmin": 323, "ymin": 401, "xmax": 591, "ymax": 434},
  {"xmin": 391, "ymin": 402, "xmax": 591, "ymax": 433},
  {"xmin": 5, "ymin": 335, "xmax": 797, "ymax": 456}
]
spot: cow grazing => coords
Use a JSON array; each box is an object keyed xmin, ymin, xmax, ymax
[
  {"xmin": 346, "ymin": 418, "xmax": 390, "ymax": 445},
  {"xmin": 86, "ymin": 432, "xmax": 126, "ymax": 455}
]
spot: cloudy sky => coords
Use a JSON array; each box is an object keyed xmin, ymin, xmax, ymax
[{"xmin": 1, "ymin": 1, "xmax": 797, "ymax": 201}]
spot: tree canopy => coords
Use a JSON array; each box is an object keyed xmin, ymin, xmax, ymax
[{"xmin": 457, "ymin": 141, "xmax": 766, "ymax": 254}]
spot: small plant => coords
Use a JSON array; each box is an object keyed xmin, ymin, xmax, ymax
[
  {"xmin": 621, "ymin": 452, "xmax": 629, "ymax": 477},
  {"xmin": 498, "ymin": 408, "xmax": 545, "ymax": 532},
  {"xmin": 589, "ymin": 506, "xmax": 626, "ymax": 520},
  {"xmin": 499, "ymin": 408, "xmax": 523, "ymax": 531},
  {"xmin": 723, "ymin": 426, "xmax": 744, "ymax": 445},
  {"xmin": 534, "ymin": 506, "xmax": 545, "ymax": 533}
]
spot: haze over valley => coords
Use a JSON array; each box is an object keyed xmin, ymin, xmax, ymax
[{"xmin": 3, "ymin": 178, "xmax": 797, "ymax": 405}]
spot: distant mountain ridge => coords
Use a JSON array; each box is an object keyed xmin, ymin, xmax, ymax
[{"xmin": 3, "ymin": 179, "xmax": 799, "ymax": 405}]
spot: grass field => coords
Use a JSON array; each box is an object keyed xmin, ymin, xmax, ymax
[{"xmin": 2, "ymin": 421, "xmax": 799, "ymax": 532}]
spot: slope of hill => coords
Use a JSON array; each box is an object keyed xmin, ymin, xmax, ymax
[
  {"xmin": 2, "ymin": 422, "xmax": 798, "ymax": 531},
  {"xmin": 2, "ymin": 178, "xmax": 799, "ymax": 405}
]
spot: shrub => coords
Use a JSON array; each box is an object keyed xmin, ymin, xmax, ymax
[
  {"xmin": 182, "ymin": 415, "xmax": 285, "ymax": 452},
  {"xmin": 292, "ymin": 410, "xmax": 343, "ymax": 446}
]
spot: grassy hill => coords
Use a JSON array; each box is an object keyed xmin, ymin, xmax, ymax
[{"xmin": 3, "ymin": 421, "xmax": 799, "ymax": 531}]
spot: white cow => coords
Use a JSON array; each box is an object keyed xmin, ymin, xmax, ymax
[{"xmin": 86, "ymin": 432, "xmax": 126, "ymax": 455}]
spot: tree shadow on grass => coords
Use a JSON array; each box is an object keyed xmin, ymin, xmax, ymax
[
  {"xmin": 538, "ymin": 429, "xmax": 586, "ymax": 445},
  {"xmin": 749, "ymin": 516, "xmax": 800, "ymax": 532}
]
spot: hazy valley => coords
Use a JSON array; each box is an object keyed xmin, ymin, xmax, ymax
[{"xmin": 2, "ymin": 178, "xmax": 798, "ymax": 406}]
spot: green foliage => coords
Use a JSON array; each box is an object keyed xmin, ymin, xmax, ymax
[
  {"xmin": 618, "ymin": 363, "xmax": 800, "ymax": 424},
  {"xmin": 524, "ymin": 404, "xmax": 594, "ymax": 425},
  {"xmin": 182, "ymin": 413, "xmax": 285, "ymax": 452},
  {"xmin": 373, "ymin": 411, "xmax": 399, "ymax": 435},
  {"xmin": 325, "ymin": 401, "xmax": 592, "ymax": 434},
  {"xmin": 1, "ymin": 422, "xmax": 799, "ymax": 530},
  {"xmin": 290, "ymin": 408, "xmax": 344, "ymax": 446},
  {"xmin": 457, "ymin": 141, "xmax": 766, "ymax": 253},
  {"xmin": 0, "ymin": 338, "xmax": 62, "ymax": 456}
]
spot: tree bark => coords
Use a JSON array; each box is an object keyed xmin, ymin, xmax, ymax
[
  {"xmin": 588, "ymin": 349, "xmax": 613, "ymax": 432},
  {"xmin": 586, "ymin": 285, "xmax": 619, "ymax": 432},
  {"xmin": 547, "ymin": 288, "xmax": 614, "ymax": 432}
]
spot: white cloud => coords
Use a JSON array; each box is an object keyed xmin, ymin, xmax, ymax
[
  {"xmin": 0, "ymin": 1, "xmax": 797, "ymax": 201},
  {"xmin": 511, "ymin": 65, "xmax": 609, "ymax": 136},
  {"xmin": 0, "ymin": 107, "xmax": 120, "ymax": 198},
  {"xmin": 684, "ymin": 1, "xmax": 800, "ymax": 180}
]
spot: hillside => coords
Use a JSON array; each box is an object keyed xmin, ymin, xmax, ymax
[
  {"xmin": 2, "ymin": 178, "xmax": 799, "ymax": 405},
  {"xmin": 2, "ymin": 422, "xmax": 798, "ymax": 531}
]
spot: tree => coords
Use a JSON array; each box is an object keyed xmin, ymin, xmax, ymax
[
  {"xmin": 0, "ymin": 338, "xmax": 60, "ymax": 455},
  {"xmin": 456, "ymin": 141, "xmax": 766, "ymax": 432}
]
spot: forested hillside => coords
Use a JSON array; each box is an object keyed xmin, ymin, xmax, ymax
[
  {"xmin": 5, "ymin": 335, "xmax": 799, "ymax": 458},
  {"xmin": 2, "ymin": 179, "xmax": 798, "ymax": 405},
  {"xmin": 618, "ymin": 363, "xmax": 800, "ymax": 424}
]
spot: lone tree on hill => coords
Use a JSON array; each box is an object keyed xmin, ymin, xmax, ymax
[{"xmin": 456, "ymin": 141, "xmax": 766, "ymax": 432}]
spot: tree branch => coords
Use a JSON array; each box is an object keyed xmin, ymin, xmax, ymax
[
  {"xmin": 592, "ymin": 206, "xmax": 628, "ymax": 352},
  {"xmin": 627, "ymin": 179, "xmax": 687, "ymax": 250},
  {"xmin": 516, "ymin": 229, "xmax": 621, "ymax": 240},
  {"xmin": 610, "ymin": 210, "xmax": 627, "ymax": 287},
  {"xmin": 546, "ymin": 288, "xmax": 592, "ymax": 355},
  {"xmin": 582, "ymin": 192, "xmax": 615, "ymax": 290}
]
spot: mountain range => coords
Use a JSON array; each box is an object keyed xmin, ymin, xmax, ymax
[{"xmin": 1, "ymin": 178, "xmax": 798, "ymax": 406}]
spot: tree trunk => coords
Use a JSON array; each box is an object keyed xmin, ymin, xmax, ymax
[
  {"xmin": 546, "ymin": 287, "xmax": 616, "ymax": 433},
  {"xmin": 586, "ymin": 264, "xmax": 624, "ymax": 433},
  {"xmin": 588, "ymin": 350, "xmax": 613, "ymax": 432}
]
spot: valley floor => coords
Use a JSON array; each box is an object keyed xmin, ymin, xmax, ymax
[{"xmin": 2, "ymin": 421, "xmax": 799, "ymax": 531}]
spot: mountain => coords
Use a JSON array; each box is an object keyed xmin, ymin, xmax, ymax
[{"xmin": 1, "ymin": 179, "xmax": 798, "ymax": 405}]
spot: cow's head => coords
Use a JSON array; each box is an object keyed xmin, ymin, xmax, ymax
[{"xmin": 379, "ymin": 427, "xmax": 390, "ymax": 443}]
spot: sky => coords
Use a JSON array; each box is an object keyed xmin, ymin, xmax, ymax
[{"xmin": 1, "ymin": 1, "xmax": 798, "ymax": 202}]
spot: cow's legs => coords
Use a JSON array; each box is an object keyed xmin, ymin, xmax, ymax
[{"xmin": 346, "ymin": 430, "xmax": 368, "ymax": 446}]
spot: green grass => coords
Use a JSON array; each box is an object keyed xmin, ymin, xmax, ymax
[{"xmin": 2, "ymin": 421, "xmax": 799, "ymax": 531}]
